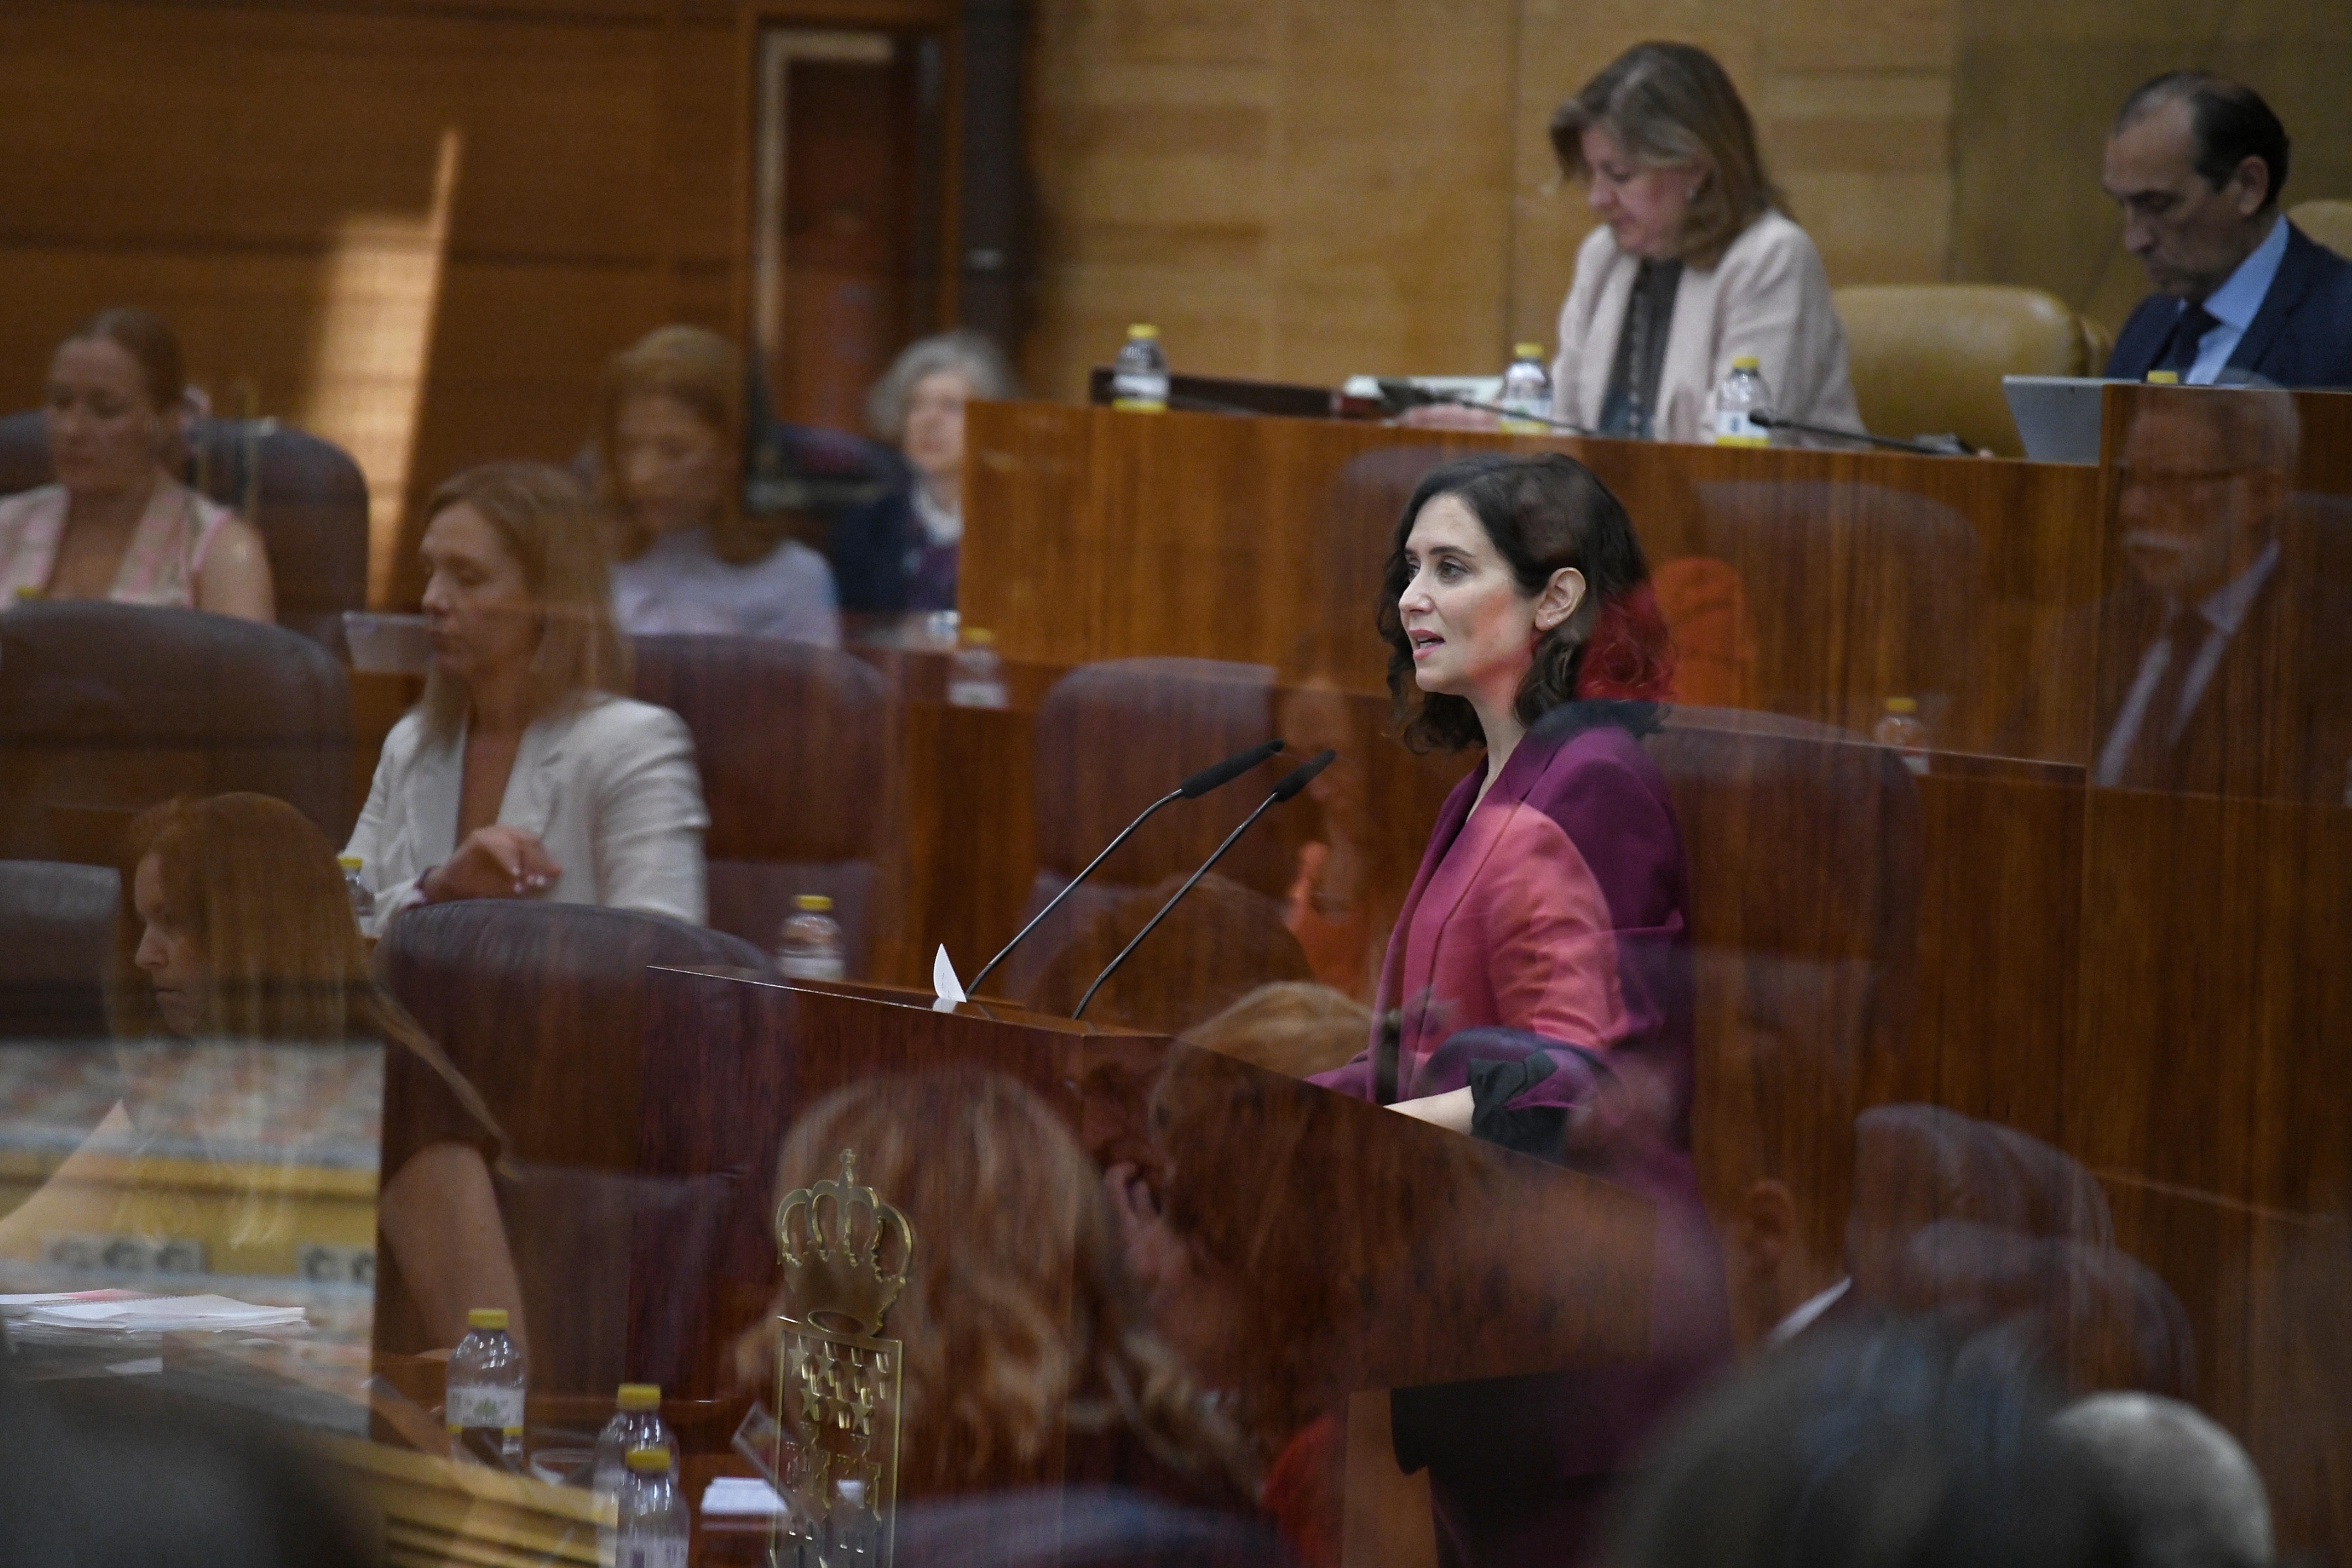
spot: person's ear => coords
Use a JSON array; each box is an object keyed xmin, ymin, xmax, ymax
[
  {"xmin": 1533, "ymin": 566, "xmax": 1585, "ymax": 633},
  {"xmin": 1736, "ymin": 1178, "xmax": 1797, "ymax": 1275},
  {"xmin": 2230, "ymin": 153, "xmax": 2269, "ymax": 217}
]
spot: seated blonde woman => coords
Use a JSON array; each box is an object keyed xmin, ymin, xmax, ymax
[
  {"xmin": 596, "ymin": 325, "xmax": 840, "ymax": 644},
  {"xmin": 346, "ymin": 461, "xmax": 709, "ymax": 930},
  {"xmin": 0, "ymin": 308, "xmax": 273, "ymax": 619}
]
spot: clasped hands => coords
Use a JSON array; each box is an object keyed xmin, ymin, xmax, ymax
[{"xmin": 421, "ymin": 826, "xmax": 560, "ymax": 904}]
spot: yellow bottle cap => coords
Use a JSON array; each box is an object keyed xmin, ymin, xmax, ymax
[
  {"xmin": 625, "ymin": 1447, "xmax": 673, "ymax": 1474},
  {"xmin": 1884, "ymin": 696, "xmax": 1919, "ymax": 715},
  {"xmin": 13, "ymin": 585, "xmax": 42, "ymax": 601},
  {"xmin": 1127, "ymin": 324, "xmax": 1159, "ymax": 339},
  {"xmin": 2145, "ymin": 370, "xmax": 2181, "ymax": 384},
  {"xmin": 1514, "ymin": 342, "xmax": 1545, "ymax": 359},
  {"xmin": 467, "ymin": 1307, "xmax": 509, "ymax": 1330},
  {"xmin": 1731, "ymin": 355, "xmax": 1761, "ymax": 371},
  {"xmin": 337, "ymin": 855, "xmax": 364, "ymax": 872},
  {"xmin": 794, "ymin": 894, "xmax": 833, "ymax": 913},
  {"xmin": 617, "ymin": 1383, "xmax": 661, "ymax": 1410},
  {"xmin": 962, "ymin": 627, "xmax": 996, "ymax": 645}
]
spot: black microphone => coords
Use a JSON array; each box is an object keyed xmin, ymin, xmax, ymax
[
  {"xmin": 1747, "ymin": 412, "xmax": 1966, "ymax": 456},
  {"xmin": 966, "ymin": 737, "xmax": 1286, "ymax": 995},
  {"xmin": 1374, "ymin": 377, "xmax": 1593, "ymax": 435},
  {"xmin": 1072, "ymin": 749, "xmax": 1336, "ymax": 1020}
]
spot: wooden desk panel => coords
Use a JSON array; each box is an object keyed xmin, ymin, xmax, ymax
[{"xmin": 963, "ymin": 404, "xmax": 2105, "ymax": 754}]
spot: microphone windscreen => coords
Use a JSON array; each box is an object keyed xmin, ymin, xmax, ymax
[
  {"xmin": 1176, "ymin": 738, "xmax": 1286, "ymax": 799},
  {"xmin": 1270, "ymin": 749, "xmax": 1337, "ymax": 802}
]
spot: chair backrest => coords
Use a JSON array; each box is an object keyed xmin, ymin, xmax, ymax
[
  {"xmin": 1647, "ymin": 707, "xmax": 1922, "ymax": 1258},
  {"xmin": 0, "ymin": 861, "xmax": 120, "ymax": 1040},
  {"xmin": 0, "ymin": 601, "xmax": 353, "ymax": 859},
  {"xmin": 0, "ymin": 411, "xmax": 370, "ymax": 650},
  {"xmin": 374, "ymin": 900, "xmax": 768, "ymax": 1392},
  {"xmin": 1009, "ymin": 658, "xmax": 1295, "ymax": 1001},
  {"xmin": 628, "ymin": 635, "xmax": 896, "ymax": 969},
  {"xmin": 1832, "ymin": 284, "xmax": 2104, "ymax": 457},
  {"xmin": 2288, "ymin": 199, "xmax": 2352, "ymax": 258}
]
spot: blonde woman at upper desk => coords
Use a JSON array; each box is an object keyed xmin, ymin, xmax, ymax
[{"xmin": 1548, "ymin": 42, "xmax": 1862, "ymax": 446}]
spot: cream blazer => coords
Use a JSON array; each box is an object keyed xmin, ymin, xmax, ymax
[
  {"xmin": 1552, "ymin": 210, "xmax": 1862, "ymax": 446},
  {"xmin": 345, "ymin": 692, "xmax": 710, "ymax": 934}
]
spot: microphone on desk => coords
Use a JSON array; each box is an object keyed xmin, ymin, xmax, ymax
[
  {"xmin": 1072, "ymin": 749, "xmax": 1336, "ymax": 1020},
  {"xmin": 966, "ymin": 737, "xmax": 1288, "ymax": 995},
  {"xmin": 1746, "ymin": 412, "xmax": 1968, "ymax": 457},
  {"xmin": 1374, "ymin": 378, "xmax": 1594, "ymax": 436}
]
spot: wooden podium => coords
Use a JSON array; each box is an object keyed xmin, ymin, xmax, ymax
[{"xmin": 627, "ymin": 969, "xmax": 1659, "ymax": 1435}]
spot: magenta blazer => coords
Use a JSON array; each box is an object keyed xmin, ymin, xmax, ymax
[{"xmin": 1314, "ymin": 705, "xmax": 1694, "ymax": 1138}]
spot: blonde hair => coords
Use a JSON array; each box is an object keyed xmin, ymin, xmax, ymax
[
  {"xmin": 1181, "ymin": 982, "xmax": 1370, "ymax": 1079},
  {"xmin": 740, "ymin": 1070, "xmax": 1255, "ymax": 1499},
  {"xmin": 1550, "ymin": 42, "xmax": 1782, "ymax": 268},
  {"xmin": 419, "ymin": 461, "xmax": 629, "ymax": 744},
  {"xmin": 594, "ymin": 325, "xmax": 767, "ymax": 566}
]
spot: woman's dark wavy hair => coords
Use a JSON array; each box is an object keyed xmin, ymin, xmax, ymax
[{"xmin": 1380, "ymin": 452, "xmax": 1675, "ymax": 753}]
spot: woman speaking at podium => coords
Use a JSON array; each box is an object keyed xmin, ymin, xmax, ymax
[
  {"xmin": 1549, "ymin": 42, "xmax": 1859, "ymax": 444},
  {"xmin": 1311, "ymin": 452, "xmax": 1721, "ymax": 1567}
]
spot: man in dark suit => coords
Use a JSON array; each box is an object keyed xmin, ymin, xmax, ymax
[
  {"xmin": 2086, "ymin": 388, "xmax": 2352, "ymax": 802},
  {"xmin": 2102, "ymin": 73, "xmax": 2352, "ymax": 388}
]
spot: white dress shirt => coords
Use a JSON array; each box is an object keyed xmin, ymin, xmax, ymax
[
  {"xmin": 2181, "ymin": 216, "xmax": 2290, "ymax": 385},
  {"xmin": 2094, "ymin": 539, "xmax": 2281, "ymax": 787},
  {"xmin": 345, "ymin": 692, "xmax": 710, "ymax": 933}
]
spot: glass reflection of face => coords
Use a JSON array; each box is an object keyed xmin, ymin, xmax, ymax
[
  {"xmin": 1277, "ymin": 684, "xmax": 1362, "ymax": 817},
  {"xmin": 1398, "ymin": 495, "xmax": 1540, "ymax": 705},
  {"xmin": 46, "ymin": 336, "xmax": 170, "ymax": 496},
  {"xmin": 614, "ymin": 393, "xmax": 729, "ymax": 538},
  {"xmin": 133, "ymin": 852, "xmax": 205, "ymax": 1036},
  {"xmin": 419, "ymin": 502, "xmax": 538, "ymax": 686},
  {"xmin": 1581, "ymin": 123, "xmax": 1700, "ymax": 263},
  {"xmin": 901, "ymin": 369, "xmax": 973, "ymax": 488},
  {"xmin": 2117, "ymin": 406, "xmax": 2279, "ymax": 601}
]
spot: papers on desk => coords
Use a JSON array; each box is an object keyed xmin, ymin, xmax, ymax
[
  {"xmin": 4, "ymin": 1293, "xmax": 306, "ymax": 1337},
  {"xmin": 702, "ymin": 1476, "xmax": 789, "ymax": 1518}
]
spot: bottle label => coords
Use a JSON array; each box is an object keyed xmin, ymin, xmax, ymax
[
  {"xmin": 948, "ymin": 678, "xmax": 1009, "ymax": 709},
  {"xmin": 1711, "ymin": 408, "xmax": 1768, "ymax": 447},
  {"xmin": 1111, "ymin": 372, "xmax": 1168, "ymax": 412},
  {"xmin": 446, "ymin": 1385, "xmax": 525, "ymax": 1433},
  {"xmin": 778, "ymin": 955, "xmax": 847, "ymax": 982},
  {"xmin": 619, "ymin": 1538, "xmax": 689, "ymax": 1568}
]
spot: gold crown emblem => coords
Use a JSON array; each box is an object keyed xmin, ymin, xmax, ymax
[{"xmin": 775, "ymin": 1148, "xmax": 914, "ymax": 1337}]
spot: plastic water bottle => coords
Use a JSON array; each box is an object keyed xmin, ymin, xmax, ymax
[
  {"xmin": 1710, "ymin": 355, "xmax": 1772, "ymax": 446},
  {"xmin": 446, "ymin": 1306, "xmax": 526, "ymax": 1467},
  {"xmin": 615, "ymin": 1447, "xmax": 690, "ymax": 1568},
  {"xmin": 339, "ymin": 855, "xmax": 375, "ymax": 928},
  {"xmin": 594, "ymin": 1385, "xmax": 677, "ymax": 1567},
  {"xmin": 948, "ymin": 626, "xmax": 1008, "ymax": 708},
  {"xmin": 1111, "ymin": 324, "xmax": 1170, "ymax": 412},
  {"xmin": 776, "ymin": 895, "xmax": 847, "ymax": 983},
  {"xmin": 1873, "ymin": 696, "xmax": 1931, "ymax": 776},
  {"xmin": 1499, "ymin": 344, "xmax": 1552, "ymax": 434}
]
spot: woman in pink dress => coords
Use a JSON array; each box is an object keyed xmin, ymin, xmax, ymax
[
  {"xmin": 0, "ymin": 308, "xmax": 273, "ymax": 621},
  {"xmin": 1312, "ymin": 452, "xmax": 1724, "ymax": 1568}
]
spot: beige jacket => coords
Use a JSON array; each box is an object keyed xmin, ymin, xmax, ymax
[
  {"xmin": 345, "ymin": 692, "xmax": 709, "ymax": 934},
  {"xmin": 1552, "ymin": 210, "xmax": 1862, "ymax": 446}
]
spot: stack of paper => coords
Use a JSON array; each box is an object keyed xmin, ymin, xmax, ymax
[
  {"xmin": 702, "ymin": 1476, "xmax": 788, "ymax": 1518},
  {"xmin": 12, "ymin": 1293, "xmax": 306, "ymax": 1336}
]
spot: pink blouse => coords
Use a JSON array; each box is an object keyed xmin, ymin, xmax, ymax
[{"xmin": 0, "ymin": 481, "xmax": 235, "ymax": 610}]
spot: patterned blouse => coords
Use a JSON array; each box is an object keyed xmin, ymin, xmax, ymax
[{"xmin": 0, "ymin": 479, "xmax": 235, "ymax": 609}]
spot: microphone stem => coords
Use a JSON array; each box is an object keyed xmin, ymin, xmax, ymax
[
  {"xmin": 968, "ymin": 787, "xmax": 1182, "ymax": 994},
  {"xmin": 1073, "ymin": 790, "xmax": 1279, "ymax": 1020}
]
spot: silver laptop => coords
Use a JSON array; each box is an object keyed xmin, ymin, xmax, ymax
[{"xmin": 2002, "ymin": 376, "xmax": 2121, "ymax": 464}]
